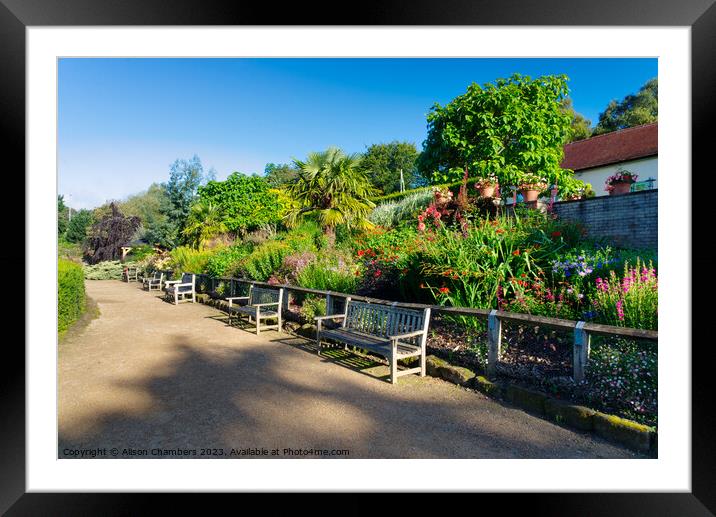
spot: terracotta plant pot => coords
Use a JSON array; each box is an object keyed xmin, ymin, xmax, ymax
[
  {"xmin": 520, "ymin": 189, "xmax": 540, "ymax": 202},
  {"xmin": 609, "ymin": 181, "xmax": 633, "ymax": 195},
  {"xmin": 479, "ymin": 185, "xmax": 496, "ymax": 198}
]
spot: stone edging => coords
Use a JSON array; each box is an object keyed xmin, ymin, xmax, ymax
[{"xmin": 424, "ymin": 355, "xmax": 656, "ymax": 456}]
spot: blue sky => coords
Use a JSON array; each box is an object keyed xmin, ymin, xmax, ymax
[{"xmin": 58, "ymin": 58, "xmax": 657, "ymax": 209}]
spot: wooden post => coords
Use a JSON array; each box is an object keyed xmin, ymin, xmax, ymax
[
  {"xmin": 487, "ymin": 309, "xmax": 502, "ymax": 377},
  {"xmin": 326, "ymin": 293, "xmax": 332, "ymax": 316},
  {"xmin": 282, "ymin": 288, "xmax": 290, "ymax": 312},
  {"xmin": 573, "ymin": 321, "xmax": 591, "ymax": 383}
]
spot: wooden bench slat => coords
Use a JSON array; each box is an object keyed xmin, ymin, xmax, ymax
[
  {"xmin": 226, "ymin": 285, "xmax": 284, "ymax": 334},
  {"xmin": 317, "ymin": 300, "xmax": 430, "ymax": 384}
]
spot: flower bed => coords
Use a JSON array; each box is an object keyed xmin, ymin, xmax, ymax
[{"xmin": 426, "ymin": 316, "xmax": 657, "ymax": 427}]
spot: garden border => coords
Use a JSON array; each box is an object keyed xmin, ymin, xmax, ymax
[
  {"xmin": 190, "ymin": 273, "xmax": 657, "ymax": 385},
  {"xmin": 423, "ymin": 355, "xmax": 656, "ymax": 455}
]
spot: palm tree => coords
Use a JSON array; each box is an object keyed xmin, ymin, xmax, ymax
[
  {"xmin": 284, "ymin": 147, "xmax": 377, "ymax": 246},
  {"xmin": 182, "ymin": 201, "xmax": 228, "ymax": 250}
]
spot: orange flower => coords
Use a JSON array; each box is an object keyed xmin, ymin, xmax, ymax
[
  {"xmin": 439, "ymin": 287, "xmax": 450, "ymax": 294},
  {"xmin": 513, "ymin": 249, "xmax": 521, "ymax": 256}
]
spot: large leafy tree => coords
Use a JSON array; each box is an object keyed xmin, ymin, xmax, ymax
[
  {"xmin": 83, "ymin": 203, "xmax": 141, "ymax": 264},
  {"xmin": 418, "ymin": 74, "xmax": 581, "ymax": 194},
  {"xmin": 264, "ymin": 162, "xmax": 300, "ymax": 188},
  {"xmin": 593, "ymin": 78, "xmax": 658, "ymax": 135},
  {"xmin": 197, "ymin": 173, "xmax": 281, "ymax": 235},
  {"xmin": 359, "ymin": 141, "xmax": 423, "ymax": 195},
  {"xmin": 181, "ymin": 201, "xmax": 228, "ymax": 250},
  {"xmin": 154, "ymin": 155, "xmax": 211, "ymax": 248},
  {"xmin": 562, "ymin": 98, "xmax": 592, "ymax": 142},
  {"xmin": 119, "ymin": 183, "xmax": 172, "ymax": 247},
  {"xmin": 58, "ymin": 195, "xmax": 69, "ymax": 236},
  {"xmin": 64, "ymin": 209, "xmax": 94, "ymax": 244},
  {"xmin": 285, "ymin": 147, "xmax": 377, "ymax": 246}
]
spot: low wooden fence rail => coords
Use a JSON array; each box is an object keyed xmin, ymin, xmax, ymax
[{"xmin": 190, "ymin": 273, "xmax": 658, "ymax": 383}]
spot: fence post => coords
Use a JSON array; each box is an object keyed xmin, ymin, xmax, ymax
[
  {"xmin": 487, "ymin": 309, "xmax": 502, "ymax": 377},
  {"xmin": 573, "ymin": 321, "xmax": 591, "ymax": 383},
  {"xmin": 326, "ymin": 292, "xmax": 332, "ymax": 316},
  {"xmin": 282, "ymin": 287, "xmax": 290, "ymax": 312}
]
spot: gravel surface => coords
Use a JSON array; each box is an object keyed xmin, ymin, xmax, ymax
[{"xmin": 58, "ymin": 281, "xmax": 642, "ymax": 459}]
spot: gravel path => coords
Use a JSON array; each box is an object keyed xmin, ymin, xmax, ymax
[{"xmin": 58, "ymin": 280, "xmax": 641, "ymax": 459}]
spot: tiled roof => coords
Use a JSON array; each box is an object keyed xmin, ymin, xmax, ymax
[{"xmin": 561, "ymin": 123, "xmax": 658, "ymax": 171}]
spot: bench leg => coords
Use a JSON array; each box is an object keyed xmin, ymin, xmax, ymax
[
  {"xmin": 420, "ymin": 353, "xmax": 426, "ymax": 377},
  {"xmin": 390, "ymin": 354, "xmax": 398, "ymax": 385},
  {"xmin": 174, "ymin": 292, "xmax": 178, "ymax": 305}
]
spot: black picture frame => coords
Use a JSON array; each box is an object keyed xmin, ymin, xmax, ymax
[{"xmin": 3, "ymin": 0, "xmax": 712, "ymax": 513}]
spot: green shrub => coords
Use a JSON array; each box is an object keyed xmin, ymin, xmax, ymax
[
  {"xmin": 205, "ymin": 243, "xmax": 255, "ymax": 277},
  {"xmin": 235, "ymin": 241, "xmax": 291, "ymax": 281},
  {"xmin": 58, "ymin": 239, "xmax": 83, "ymax": 261},
  {"xmin": 299, "ymin": 294, "xmax": 327, "ymax": 322},
  {"xmin": 197, "ymin": 173, "xmax": 282, "ymax": 233},
  {"xmin": 277, "ymin": 221, "xmax": 323, "ymax": 252},
  {"xmin": 296, "ymin": 259, "xmax": 357, "ymax": 293},
  {"xmin": 168, "ymin": 246, "xmax": 215, "ymax": 276},
  {"xmin": 126, "ymin": 244, "xmax": 155, "ymax": 261},
  {"xmin": 83, "ymin": 260, "xmax": 127, "ymax": 280},
  {"xmin": 59, "ymin": 258, "xmax": 86, "ymax": 334}
]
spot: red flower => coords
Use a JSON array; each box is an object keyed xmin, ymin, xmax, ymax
[
  {"xmin": 439, "ymin": 287, "xmax": 450, "ymax": 294},
  {"xmin": 513, "ymin": 249, "xmax": 521, "ymax": 256},
  {"xmin": 374, "ymin": 270, "xmax": 382, "ymax": 278},
  {"xmin": 357, "ymin": 249, "xmax": 365, "ymax": 257},
  {"xmin": 551, "ymin": 231, "xmax": 561, "ymax": 238}
]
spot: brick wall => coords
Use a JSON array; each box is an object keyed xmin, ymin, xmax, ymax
[{"xmin": 552, "ymin": 190, "xmax": 657, "ymax": 250}]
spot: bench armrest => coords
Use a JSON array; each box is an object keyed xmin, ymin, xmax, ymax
[
  {"xmin": 389, "ymin": 330, "xmax": 426, "ymax": 340},
  {"xmin": 225, "ymin": 296, "xmax": 250, "ymax": 301},
  {"xmin": 253, "ymin": 302, "xmax": 279, "ymax": 308},
  {"xmin": 314, "ymin": 314, "xmax": 346, "ymax": 322},
  {"xmin": 164, "ymin": 280, "xmax": 180, "ymax": 285}
]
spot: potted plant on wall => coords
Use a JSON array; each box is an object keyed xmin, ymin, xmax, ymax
[
  {"xmin": 517, "ymin": 173, "xmax": 548, "ymax": 203},
  {"xmin": 605, "ymin": 167, "xmax": 638, "ymax": 196},
  {"xmin": 474, "ymin": 174, "xmax": 499, "ymax": 198}
]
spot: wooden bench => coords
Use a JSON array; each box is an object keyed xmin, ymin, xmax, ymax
[
  {"xmin": 123, "ymin": 266, "xmax": 139, "ymax": 282},
  {"xmin": 163, "ymin": 273, "xmax": 196, "ymax": 305},
  {"xmin": 315, "ymin": 299, "xmax": 431, "ymax": 384},
  {"xmin": 142, "ymin": 271, "xmax": 164, "ymax": 291},
  {"xmin": 226, "ymin": 285, "xmax": 283, "ymax": 334}
]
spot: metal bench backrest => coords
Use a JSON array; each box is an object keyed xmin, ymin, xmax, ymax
[
  {"xmin": 344, "ymin": 300, "xmax": 425, "ymax": 339},
  {"xmin": 153, "ymin": 271, "xmax": 163, "ymax": 280},
  {"xmin": 249, "ymin": 286, "xmax": 281, "ymax": 305}
]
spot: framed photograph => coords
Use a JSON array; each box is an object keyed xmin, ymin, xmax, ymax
[{"xmin": 4, "ymin": 0, "xmax": 712, "ymax": 512}]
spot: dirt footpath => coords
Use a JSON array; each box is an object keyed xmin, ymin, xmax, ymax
[{"xmin": 58, "ymin": 280, "xmax": 641, "ymax": 459}]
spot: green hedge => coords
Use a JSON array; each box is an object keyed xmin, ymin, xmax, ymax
[{"xmin": 59, "ymin": 258, "xmax": 86, "ymax": 334}]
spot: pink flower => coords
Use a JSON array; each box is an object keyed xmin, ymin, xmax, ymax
[
  {"xmin": 616, "ymin": 300, "xmax": 625, "ymax": 322},
  {"xmin": 417, "ymin": 222, "xmax": 426, "ymax": 232}
]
